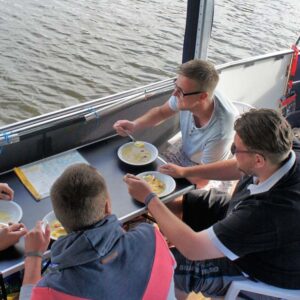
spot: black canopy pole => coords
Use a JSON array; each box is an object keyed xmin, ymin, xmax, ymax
[
  {"xmin": 182, "ymin": 0, "xmax": 214, "ymax": 63},
  {"xmin": 182, "ymin": 0, "xmax": 200, "ymax": 63}
]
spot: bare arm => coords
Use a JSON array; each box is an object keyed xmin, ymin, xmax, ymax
[
  {"xmin": 23, "ymin": 256, "xmax": 43, "ymax": 286},
  {"xmin": 134, "ymin": 102, "xmax": 175, "ymax": 130},
  {"xmin": 148, "ymin": 197, "xmax": 224, "ymax": 260},
  {"xmin": 113, "ymin": 102, "xmax": 175, "ymax": 136},
  {"xmin": 124, "ymin": 174, "xmax": 224, "ymax": 261},
  {"xmin": 22, "ymin": 221, "xmax": 51, "ymax": 285},
  {"xmin": 160, "ymin": 158, "xmax": 241, "ymax": 181}
]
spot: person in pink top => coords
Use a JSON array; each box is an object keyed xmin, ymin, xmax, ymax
[{"xmin": 20, "ymin": 164, "xmax": 175, "ymax": 300}]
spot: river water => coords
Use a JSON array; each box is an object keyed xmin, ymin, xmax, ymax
[{"xmin": 0, "ymin": 0, "xmax": 299, "ymax": 126}]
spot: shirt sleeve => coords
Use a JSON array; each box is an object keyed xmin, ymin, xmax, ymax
[
  {"xmin": 19, "ymin": 284, "xmax": 34, "ymax": 300},
  {"xmin": 168, "ymin": 96, "xmax": 178, "ymax": 112},
  {"xmin": 211, "ymin": 198, "xmax": 278, "ymax": 260}
]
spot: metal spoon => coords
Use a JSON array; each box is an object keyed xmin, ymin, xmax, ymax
[{"xmin": 125, "ymin": 130, "xmax": 136, "ymax": 143}]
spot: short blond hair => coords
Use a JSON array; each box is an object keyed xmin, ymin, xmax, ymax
[{"xmin": 178, "ymin": 59, "xmax": 219, "ymax": 95}]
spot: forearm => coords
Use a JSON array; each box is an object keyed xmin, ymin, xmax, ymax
[
  {"xmin": 183, "ymin": 159, "xmax": 241, "ymax": 181},
  {"xmin": 148, "ymin": 197, "xmax": 224, "ymax": 260},
  {"xmin": 23, "ymin": 257, "xmax": 42, "ymax": 285},
  {"xmin": 148, "ymin": 198, "xmax": 203, "ymax": 259},
  {"xmin": 134, "ymin": 106, "xmax": 173, "ymax": 130},
  {"xmin": 124, "ymin": 173, "xmax": 225, "ymax": 259}
]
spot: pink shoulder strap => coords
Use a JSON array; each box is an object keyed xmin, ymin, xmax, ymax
[
  {"xmin": 31, "ymin": 287, "xmax": 88, "ymax": 300},
  {"xmin": 142, "ymin": 227, "xmax": 176, "ymax": 300}
]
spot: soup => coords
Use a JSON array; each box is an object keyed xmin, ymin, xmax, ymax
[
  {"xmin": 143, "ymin": 174, "xmax": 165, "ymax": 195},
  {"xmin": 121, "ymin": 142, "xmax": 151, "ymax": 164},
  {"xmin": 50, "ymin": 220, "xmax": 67, "ymax": 239},
  {"xmin": 0, "ymin": 211, "xmax": 11, "ymax": 223}
]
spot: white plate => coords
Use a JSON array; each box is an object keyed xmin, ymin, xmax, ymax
[
  {"xmin": 42, "ymin": 210, "xmax": 67, "ymax": 240},
  {"xmin": 118, "ymin": 141, "xmax": 158, "ymax": 166},
  {"xmin": 0, "ymin": 201, "xmax": 23, "ymax": 224},
  {"xmin": 137, "ymin": 171, "xmax": 176, "ymax": 197}
]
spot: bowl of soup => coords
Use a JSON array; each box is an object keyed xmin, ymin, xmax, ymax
[
  {"xmin": 42, "ymin": 211, "xmax": 67, "ymax": 240},
  {"xmin": 0, "ymin": 201, "xmax": 23, "ymax": 224},
  {"xmin": 118, "ymin": 141, "xmax": 158, "ymax": 166},
  {"xmin": 137, "ymin": 171, "xmax": 176, "ymax": 197}
]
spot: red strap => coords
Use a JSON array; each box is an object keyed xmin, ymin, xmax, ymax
[
  {"xmin": 281, "ymin": 94, "xmax": 296, "ymax": 107},
  {"xmin": 142, "ymin": 227, "xmax": 175, "ymax": 300},
  {"xmin": 290, "ymin": 45, "xmax": 299, "ymax": 77},
  {"xmin": 32, "ymin": 287, "xmax": 88, "ymax": 300}
]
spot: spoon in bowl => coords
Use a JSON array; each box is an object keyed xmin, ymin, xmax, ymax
[{"xmin": 125, "ymin": 130, "xmax": 136, "ymax": 143}]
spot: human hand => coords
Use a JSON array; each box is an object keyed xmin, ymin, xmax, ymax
[
  {"xmin": 24, "ymin": 221, "xmax": 51, "ymax": 255},
  {"xmin": 0, "ymin": 223, "xmax": 27, "ymax": 251},
  {"xmin": 123, "ymin": 173, "xmax": 153, "ymax": 204},
  {"xmin": 113, "ymin": 120, "xmax": 136, "ymax": 137},
  {"xmin": 159, "ymin": 163, "xmax": 186, "ymax": 178},
  {"xmin": 0, "ymin": 183, "xmax": 14, "ymax": 200}
]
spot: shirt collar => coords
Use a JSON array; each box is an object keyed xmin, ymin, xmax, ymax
[{"xmin": 247, "ymin": 150, "xmax": 296, "ymax": 195}]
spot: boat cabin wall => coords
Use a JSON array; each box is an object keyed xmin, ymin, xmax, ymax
[
  {"xmin": 0, "ymin": 90, "xmax": 178, "ymax": 174},
  {"xmin": 216, "ymin": 50, "xmax": 293, "ymax": 110}
]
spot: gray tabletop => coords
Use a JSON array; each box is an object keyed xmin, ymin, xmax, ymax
[{"xmin": 0, "ymin": 135, "xmax": 194, "ymax": 277}]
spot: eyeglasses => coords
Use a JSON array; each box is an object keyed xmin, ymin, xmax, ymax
[
  {"xmin": 230, "ymin": 143, "xmax": 265, "ymax": 159},
  {"xmin": 173, "ymin": 80, "xmax": 204, "ymax": 97}
]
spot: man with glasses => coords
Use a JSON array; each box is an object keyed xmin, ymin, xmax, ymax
[
  {"xmin": 114, "ymin": 59, "xmax": 237, "ymax": 187},
  {"xmin": 124, "ymin": 109, "xmax": 300, "ymax": 299}
]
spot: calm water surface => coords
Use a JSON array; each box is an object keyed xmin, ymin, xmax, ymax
[{"xmin": 0, "ymin": 0, "xmax": 299, "ymax": 125}]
